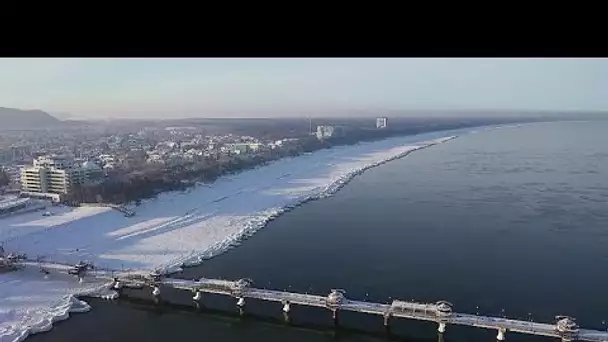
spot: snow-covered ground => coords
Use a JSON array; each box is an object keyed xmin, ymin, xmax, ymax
[
  {"xmin": 0, "ymin": 267, "xmax": 115, "ymax": 342},
  {"xmin": 1, "ymin": 133, "xmax": 463, "ymax": 274},
  {"xmin": 0, "ymin": 128, "xmax": 474, "ymax": 342}
]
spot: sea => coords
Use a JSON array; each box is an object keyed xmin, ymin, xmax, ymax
[{"xmin": 29, "ymin": 120, "xmax": 608, "ymax": 342}]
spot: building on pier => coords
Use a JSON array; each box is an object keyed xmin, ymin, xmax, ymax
[
  {"xmin": 326, "ymin": 289, "xmax": 345, "ymax": 309},
  {"xmin": 231, "ymin": 278, "xmax": 252, "ymax": 295},
  {"xmin": 435, "ymin": 301, "xmax": 453, "ymax": 317},
  {"xmin": 556, "ymin": 316, "xmax": 579, "ymax": 341}
]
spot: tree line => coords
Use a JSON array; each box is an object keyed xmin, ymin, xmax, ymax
[
  {"xmin": 65, "ymin": 137, "xmax": 329, "ymax": 205},
  {"xmin": 0, "ymin": 168, "xmax": 9, "ymax": 187}
]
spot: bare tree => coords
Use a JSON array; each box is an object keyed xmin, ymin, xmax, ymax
[{"xmin": 0, "ymin": 168, "xmax": 9, "ymax": 187}]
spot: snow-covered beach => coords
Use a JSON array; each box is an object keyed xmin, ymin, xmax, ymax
[
  {"xmin": 0, "ymin": 268, "xmax": 116, "ymax": 342},
  {"xmin": 0, "ymin": 130, "xmax": 466, "ymax": 342}
]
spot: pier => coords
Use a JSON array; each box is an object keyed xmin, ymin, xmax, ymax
[
  {"xmin": 9, "ymin": 258, "xmax": 608, "ymax": 342},
  {"xmin": 132, "ymin": 277, "xmax": 605, "ymax": 342}
]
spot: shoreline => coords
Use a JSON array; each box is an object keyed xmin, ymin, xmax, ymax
[
  {"xmin": 1, "ymin": 132, "xmax": 463, "ymax": 342},
  {"xmin": 154, "ymin": 135, "xmax": 459, "ymax": 276}
]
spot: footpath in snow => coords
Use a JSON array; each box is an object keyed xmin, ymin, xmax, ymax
[{"xmin": 0, "ymin": 129, "xmax": 468, "ymax": 342}]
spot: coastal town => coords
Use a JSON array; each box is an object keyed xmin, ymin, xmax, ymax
[
  {"xmin": 1, "ymin": 58, "xmax": 607, "ymax": 342},
  {"xmin": 0, "ymin": 108, "xmax": 541, "ymax": 342},
  {"xmin": 0, "ymin": 115, "xmax": 396, "ymax": 217}
]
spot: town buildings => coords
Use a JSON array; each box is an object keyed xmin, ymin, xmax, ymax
[
  {"xmin": 316, "ymin": 125, "xmax": 346, "ymax": 140},
  {"xmin": 20, "ymin": 155, "xmax": 103, "ymax": 200}
]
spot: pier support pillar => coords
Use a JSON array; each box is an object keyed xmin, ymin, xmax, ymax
[
  {"xmin": 282, "ymin": 301, "xmax": 291, "ymax": 313},
  {"xmin": 332, "ymin": 309, "xmax": 340, "ymax": 325},
  {"xmin": 497, "ymin": 328, "xmax": 506, "ymax": 341},
  {"xmin": 152, "ymin": 286, "xmax": 161, "ymax": 297},
  {"xmin": 437, "ymin": 322, "xmax": 446, "ymax": 334},
  {"xmin": 384, "ymin": 313, "xmax": 392, "ymax": 334},
  {"xmin": 193, "ymin": 290, "xmax": 202, "ymax": 302},
  {"xmin": 236, "ymin": 297, "xmax": 245, "ymax": 307},
  {"xmin": 383, "ymin": 314, "xmax": 391, "ymax": 327}
]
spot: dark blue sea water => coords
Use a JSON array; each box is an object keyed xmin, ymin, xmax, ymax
[{"xmin": 31, "ymin": 120, "xmax": 608, "ymax": 342}]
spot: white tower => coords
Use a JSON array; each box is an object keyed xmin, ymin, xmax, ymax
[{"xmin": 376, "ymin": 117, "xmax": 388, "ymax": 129}]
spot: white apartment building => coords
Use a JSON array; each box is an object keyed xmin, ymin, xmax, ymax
[
  {"xmin": 316, "ymin": 125, "xmax": 345, "ymax": 140},
  {"xmin": 20, "ymin": 156, "xmax": 103, "ymax": 196},
  {"xmin": 376, "ymin": 117, "xmax": 388, "ymax": 129}
]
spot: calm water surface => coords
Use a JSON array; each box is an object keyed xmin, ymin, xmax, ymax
[{"xmin": 31, "ymin": 121, "xmax": 608, "ymax": 342}]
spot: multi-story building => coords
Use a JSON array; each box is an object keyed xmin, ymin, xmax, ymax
[
  {"xmin": 33, "ymin": 155, "xmax": 75, "ymax": 169},
  {"xmin": 222, "ymin": 143, "xmax": 250, "ymax": 155},
  {"xmin": 20, "ymin": 155, "xmax": 103, "ymax": 197},
  {"xmin": 376, "ymin": 117, "xmax": 388, "ymax": 129},
  {"xmin": 316, "ymin": 125, "xmax": 346, "ymax": 140},
  {"xmin": 20, "ymin": 166, "xmax": 49, "ymax": 193}
]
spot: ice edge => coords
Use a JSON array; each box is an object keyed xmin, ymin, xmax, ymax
[
  {"xmin": 157, "ymin": 135, "xmax": 459, "ymax": 275},
  {"xmin": 2, "ymin": 134, "xmax": 459, "ymax": 342},
  {"xmin": 1, "ymin": 284, "xmax": 118, "ymax": 342}
]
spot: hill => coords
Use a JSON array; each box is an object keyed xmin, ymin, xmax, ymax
[
  {"xmin": 0, "ymin": 107, "xmax": 61, "ymax": 130},
  {"xmin": 49, "ymin": 111, "xmax": 76, "ymax": 120}
]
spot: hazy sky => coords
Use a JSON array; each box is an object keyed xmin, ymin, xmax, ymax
[{"xmin": 1, "ymin": 58, "xmax": 607, "ymax": 118}]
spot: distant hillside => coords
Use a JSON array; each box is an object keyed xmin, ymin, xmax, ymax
[
  {"xmin": 0, "ymin": 107, "xmax": 61, "ymax": 130},
  {"xmin": 50, "ymin": 111, "xmax": 78, "ymax": 120}
]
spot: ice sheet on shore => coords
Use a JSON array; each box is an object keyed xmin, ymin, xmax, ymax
[
  {"xmin": 1, "ymin": 133, "xmax": 458, "ymax": 274},
  {"xmin": 0, "ymin": 130, "xmax": 463, "ymax": 342},
  {"xmin": 0, "ymin": 268, "xmax": 115, "ymax": 342}
]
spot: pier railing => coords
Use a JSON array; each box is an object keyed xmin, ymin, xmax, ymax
[
  {"xmin": 116, "ymin": 274, "xmax": 607, "ymax": 342},
  {"xmin": 13, "ymin": 259, "xmax": 608, "ymax": 342}
]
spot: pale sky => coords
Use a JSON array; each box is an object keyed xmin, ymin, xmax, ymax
[{"xmin": 0, "ymin": 58, "xmax": 607, "ymax": 118}]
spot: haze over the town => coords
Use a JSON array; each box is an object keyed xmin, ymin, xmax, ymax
[{"xmin": 1, "ymin": 58, "xmax": 607, "ymax": 119}]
